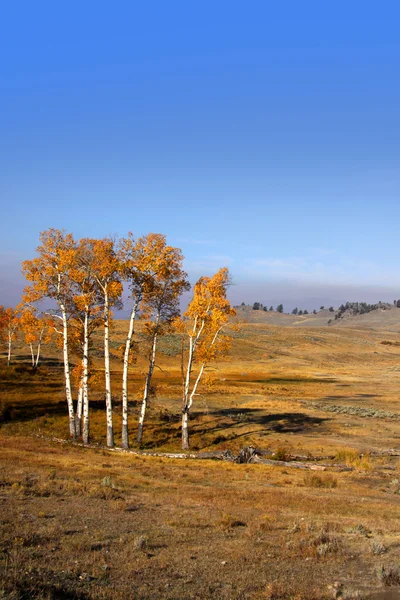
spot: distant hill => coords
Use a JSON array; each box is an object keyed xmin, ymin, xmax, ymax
[{"xmin": 234, "ymin": 303, "xmax": 400, "ymax": 332}]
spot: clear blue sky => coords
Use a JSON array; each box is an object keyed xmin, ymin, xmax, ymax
[{"xmin": 1, "ymin": 1, "xmax": 400, "ymax": 308}]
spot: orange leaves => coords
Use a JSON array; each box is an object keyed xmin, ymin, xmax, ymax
[
  {"xmin": 183, "ymin": 267, "xmax": 235, "ymax": 343},
  {"xmin": 19, "ymin": 307, "xmax": 52, "ymax": 346},
  {"xmin": 22, "ymin": 229, "xmax": 77, "ymax": 304},
  {"xmin": 79, "ymin": 237, "xmax": 123, "ymax": 301},
  {"xmin": 0, "ymin": 306, "xmax": 19, "ymax": 342}
]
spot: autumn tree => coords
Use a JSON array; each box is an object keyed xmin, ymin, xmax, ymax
[
  {"xmin": 19, "ymin": 306, "xmax": 53, "ymax": 368},
  {"xmin": 136, "ymin": 244, "xmax": 189, "ymax": 445},
  {"xmin": 177, "ymin": 268, "xmax": 235, "ymax": 450},
  {"xmin": 78, "ymin": 237, "xmax": 122, "ymax": 447},
  {"xmin": 71, "ymin": 238, "xmax": 104, "ymax": 445},
  {"xmin": 22, "ymin": 229, "xmax": 77, "ymax": 437},
  {"xmin": 0, "ymin": 307, "xmax": 19, "ymax": 366},
  {"xmin": 118, "ymin": 233, "xmax": 173, "ymax": 448}
]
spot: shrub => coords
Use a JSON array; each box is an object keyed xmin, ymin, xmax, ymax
[
  {"xmin": 371, "ymin": 540, "xmax": 387, "ymax": 555},
  {"xmin": 378, "ymin": 565, "xmax": 400, "ymax": 586},
  {"xmin": 272, "ymin": 446, "xmax": 291, "ymax": 461}
]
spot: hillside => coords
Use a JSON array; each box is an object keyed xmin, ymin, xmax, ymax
[{"xmin": 235, "ymin": 303, "xmax": 400, "ymax": 331}]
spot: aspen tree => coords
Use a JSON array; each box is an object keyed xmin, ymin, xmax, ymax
[
  {"xmin": 72, "ymin": 239, "xmax": 103, "ymax": 445},
  {"xmin": 118, "ymin": 233, "xmax": 173, "ymax": 448},
  {"xmin": 19, "ymin": 307, "xmax": 53, "ymax": 368},
  {"xmin": 78, "ymin": 238, "xmax": 122, "ymax": 447},
  {"xmin": 177, "ymin": 268, "xmax": 235, "ymax": 450},
  {"xmin": 22, "ymin": 230, "xmax": 77, "ymax": 438},
  {"xmin": 137, "ymin": 245, "xmax": 189, "ymax": 445},
  {"xmin": 1, "ymin": 308, "xmax": 19, "ymax": 367}
]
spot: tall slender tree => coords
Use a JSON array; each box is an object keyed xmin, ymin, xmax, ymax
[
  {"xmin": 78, "ymin": 238, "xmax": 122, "ymax": 447},
  {"xmin": 22, "ymin": 229, "xmax": 78, "ymax": 438},
  {"xmin": 2, "ymin": 308, "xmax": 20, "ymax": 367},
  {"xmin": 19, "ymin": 307, "xmax": 53, "ymax": 368},
  {"xmin": 71, "ymin": 238, "xmax": 103, "ymax": 445},
  {"xmin": 136, "ymin": 245, "xmax": 189, "ymax": 445},
  {"xmin": 177, "ymin": 268, "xmax": 235, "ymax": 450},
  {"xmin": 118, "ymin": 233, "xmax": 172, "ymax": 448}
]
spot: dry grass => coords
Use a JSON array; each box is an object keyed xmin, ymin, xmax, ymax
[
  {"xmin": 303, "ymin": 472, "xmax": 338, "ymax": 488},
  {"xmin": 3, "ymin": 319, "xmax": 400, "ymax": 597}
]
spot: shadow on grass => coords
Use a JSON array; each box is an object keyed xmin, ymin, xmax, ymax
[
  {"xmin": 2, "ymin": 396, "xmax": 112, "ymax": 424},
  {"xmin": 3, "ymin": 354, "xmax": 68, "ymax": 368},
  {"xmin": 142, "ymin": 407, "xmax": 330, "ymax": 448},
  {"xmin": 202, "ymin": 407, "xmax": 328, "ymax": 434}
]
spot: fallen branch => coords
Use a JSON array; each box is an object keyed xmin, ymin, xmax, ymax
[{"xmin": 33, "ymin": 435, "xmax": 353, "ymax": 470}]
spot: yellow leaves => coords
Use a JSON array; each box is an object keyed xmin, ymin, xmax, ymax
[
  {"xmin": 0, "ymin": 306, "xmax": 19, "ymax": 343},
  {"xmin": 18, "ymin": 307, "xmax": 54, "ymax": 347},
  {"xmin": 22, "ymin": 229, "xmax": 77, "ymax": 303},
  {"xmin": 183, "ymin": 268, "xmax": 235, "ymax": 343}
]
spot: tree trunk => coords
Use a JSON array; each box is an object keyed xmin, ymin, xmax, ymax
[
  {"xmin": 7, "ymin": 333, "xmax": 12, "ymax": 367},
  {"xmin": 29, "ymin": 343, "xmax": 35, "ymax": 368},
  {"xmin": 182, "ymin": 409, "xmax": 190, "ymax": 450},
  {"xmin": 75, "ymin": 380, "xmax": 83, "ymax": 437},
  {"xmin": 82, "ymin": 310, "xmax": 90, "ymax": 445},
  {"xmin": 181, "ymin": 336, "xmax": 195, "ymax": 450},
  {"xmin": 122, "ymin": 298, "xmax": 140, "ymax": 449},
  {"xmin": 34, "ymin": 329, "xmax": 43, "ymax": 369},
  {"xmin": 137, "ymin": 330, "xmax": 158, "ymax": 445},
  {"xmin": 104, "ymin": 291, "xmax": 114, "ymax": 447},
  {"xmin": 60, "ymin": 302, "xmax": 76, "ymax": 439}
]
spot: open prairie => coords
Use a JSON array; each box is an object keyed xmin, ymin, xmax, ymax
[{"xmin": 2, "ymin": 312, "xmax": 400, "ymax": 599}]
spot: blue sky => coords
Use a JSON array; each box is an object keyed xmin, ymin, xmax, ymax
[{"xmin": 1, "ymin": 1, "xmax": 400, "ymax": 309}]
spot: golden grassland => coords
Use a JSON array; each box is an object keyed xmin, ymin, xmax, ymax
[{"xmin": 2, "ymin": 320, "xmax": 400, "ymax": 598}]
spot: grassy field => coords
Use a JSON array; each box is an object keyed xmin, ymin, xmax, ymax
[{"xmin": 2, "ymin": 317, "xmax": 400, "ymax": 598}]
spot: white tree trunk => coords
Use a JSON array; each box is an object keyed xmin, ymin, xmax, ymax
[
  {"xmin": 189, "ymin": 362, "xmax": 205, "ymax": 408},
  {"xmin": 35, "ymin": 343, "xmax": 41, "ymax": 369},
  {"xmin": 181, "ymin": 335, "xmax": 195, "ymax": 450},
  {"xmin": 75, "ymin": 379, "xmax": 83, "ymax": 437},
  {"xmin": 34, "ymin": 328, "xmax": 44, "ymax": 369},
  {"xmin": 182, "ymin": 409, "xmax": 190, "ymax": 450},
  {"xmin": 121, "ymin": 298, "xmax": 140, "ymax": 448},
  {"xmin": 60, "ymin": 303, "xmax": 76, "ymax": 439},
  {"xmin": 180, "ymin": 318, "xmax": 211, "ymax": 450},
  {"xmin": 29, "ymin": 343, "xmax": 35, "ymax": 368},
  {"xmin": 82, "ymin": 310, "xmax": 90, "ymax": 445},
  {"xmin": 137, "ymin": 330, "xmax": 158, "ymax": 445},
  {"xmin": 7, "ymin": 332, "xmax": 12, "ymax": 367},
  {"xmin": 104, "ymin": 291, "xmax": 114, "ymax": 447}
]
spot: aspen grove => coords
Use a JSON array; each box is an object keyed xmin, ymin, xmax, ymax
[{"xmin": 12, "ymin": 229, "xmax": 235, "ymax": 450}]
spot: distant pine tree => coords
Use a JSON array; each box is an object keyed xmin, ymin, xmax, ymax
[{"xmin": 276, "ymin": 304, "xmax": 283, "ymax": 313}]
